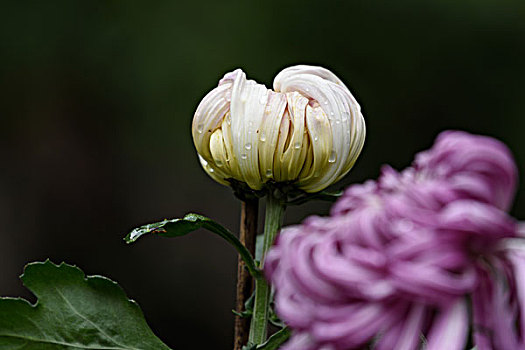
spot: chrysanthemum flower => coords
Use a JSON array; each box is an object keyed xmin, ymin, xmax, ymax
[
  {"xmin": 192, "ymin": 65, "xmax": 366, "ymax": 193},
  {"xmin": 266, "ymin": 131, "xmax": 523, "ymax": 350}
]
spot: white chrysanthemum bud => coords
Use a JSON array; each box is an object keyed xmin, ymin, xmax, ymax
[{"xmin": 192, "ymin": 65, "xmax": 366, "ymax": 193}]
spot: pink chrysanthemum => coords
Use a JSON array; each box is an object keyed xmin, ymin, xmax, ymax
[{"xmin": 266, "ymin": 131, "xmax": 523, "ymax": 350}]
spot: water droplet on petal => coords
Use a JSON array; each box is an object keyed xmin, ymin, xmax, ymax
[
  {"xmin": 215, "ymin": 160, "xmax": 223, "ymax": 167},
  {"xmin": 260, "ymin": 132, "xmax": 266, "ymax": 142},
  {"xmin": 294, "ymin": 142, "xmax": 301, "ymax": 150},
  {"xmin": 314, "ymin": 136, "xmax": 319, "ymax": 142},
  {"xmin": 209, "ymin": 167, "xmax": 214, "ymax": 173},
  {"xmin": 330, "ymin": 112, "xmax": 334, "ymax": 116},
  {"xmin": 245, "ymin": 142, "xmax": 252, "ymax": 150},
  {"xmin": 324, "ymin": 100, "xmax": 329, "ymax": 105},
  {"xmin": 241, "ymin": 154, "xmax": 248, "ymax": 160},
  {"xmin": 197, "ymin": 124, "xmax": 204, "ymax": 134},
  {"xmin": 328, "ymin": 150, "xmax": 337, "ymax": 163},
  {"xmin": 305, "ymin": 88, "xmax": 310, "ymax": 92},
  {"xmin": 265, "ymin": 169, "xmax": 272, "ymax": 177}
]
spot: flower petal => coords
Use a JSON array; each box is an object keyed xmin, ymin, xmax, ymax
[
  {"xmin": 297, "ymin": 103, "xmax": 332, "ymax": 189},
  {"xmin": 192, "ymin": 82, "xmax": 231, "ymax": 161},
  {"xmin": 257, "ymin": 90, "xmax": 287, "ymax": 181},
  {"xmin": 375, "ymin": 303, "xmax": 426, "ymax": 350},
  {"xmin": 274, "ymin": 65, "xmax": 365, "ymax": 192},
  {"xmin": 228, "ymin": 69, "xmax": 269, "ymax": 189},
  {"xmin": 274, "ymin": 92, "xmax": 310, "ymax": 182},
  {"xmin": 472, "ymin": 267, "xmax": 520, "ymax": 350},
  {"xmin": 506, "ymin": 245, "xmax": 525, "ymax": 344},
  {"xmin": 414, "ymin": 130, "xmax": 518, "ymax": 210},
  {"xmin": 425, "ymin": 299, "xmax": 468, "ymax": 350}
]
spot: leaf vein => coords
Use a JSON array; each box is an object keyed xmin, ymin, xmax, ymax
[
  {"xmin": 53, "ymin": 287, "xmax": 143, "ymax": 350},
  {"xmin": 0, "ymin": 334, "xmax": 130, "ymax": 349}
]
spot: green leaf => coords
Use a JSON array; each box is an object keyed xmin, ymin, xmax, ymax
[
  {"xmin": 241, "ymin": 344, "xmax": 257, "ymax": 350},
  {"xmin": 256, "ymin": 327, "xmax": 291, "ymax": 350},
  {"xmin": 125, "ymin": 213, "xmax": 261, "ymax": 279},
  {"xmin": 0, "ymin": 260, "xmax": 171, "ymax": 350},
  {"xmin": 232, "ymin": 290, "xmax": 255, "ymax": 318},
  {"xmin": 268, "ymin": 307, "xmax": 285, "ymax": 328}
]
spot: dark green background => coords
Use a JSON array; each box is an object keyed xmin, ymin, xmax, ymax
[{"xmin": 1, "ymin": 1, "xmax": 524, "ymax": 348}]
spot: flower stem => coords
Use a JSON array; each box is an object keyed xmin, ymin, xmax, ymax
[
  {"xmin": 249, "ymin": 191, "xmax": 285, "ymax": 345},
  {"xmin": 234, "ymin": 198, "xmax": 259, "ymax": 350}
]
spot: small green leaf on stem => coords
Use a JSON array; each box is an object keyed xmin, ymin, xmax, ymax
[
  {"xmin": 232, "ymin": 291, "xmax": 256, "ymax": 318},
  {"xmin": 232, "ymin": 308, "xmax": 252, "ymax": 318},
  {"xmin": 269, "ymin": 306, "xmax": 285, "ymax": 328},
  {"xmin": 0, "ymin": 260, "xmax": 171, "ymax": 350},
  {"xmin": 257, "ymin": 327, "xmax": 291, "ymax": 350},
  {"xmin": 125, "ymin": 213, "xmax": 261, "ymax": 279}
]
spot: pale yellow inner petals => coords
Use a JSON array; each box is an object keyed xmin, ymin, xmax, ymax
[
  {"xmin": 203, "ymin": 93, "xmax": 335, "ymax": 190},
  {"xmin": 297, "ymin": 104, "xmax": 332, "ymax": 191}
]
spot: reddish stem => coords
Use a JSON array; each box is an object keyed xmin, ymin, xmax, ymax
[{"xmin": 234, "ymin": 198, "xmax": 258, "ymax": 350}]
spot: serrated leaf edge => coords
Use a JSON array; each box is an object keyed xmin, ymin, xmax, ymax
[{"xmin": 1, "ymin": 260, "xmax": 170, "ymax": 350}]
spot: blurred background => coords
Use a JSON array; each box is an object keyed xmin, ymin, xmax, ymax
[{"xmin": 1, "ymin": 0, "xmax": 524, "ymax": 348}]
